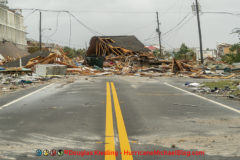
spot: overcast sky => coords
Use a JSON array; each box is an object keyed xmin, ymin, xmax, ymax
[{"xmin": 8, "ymin": 0, "xmax": 240, "ymax": 50}]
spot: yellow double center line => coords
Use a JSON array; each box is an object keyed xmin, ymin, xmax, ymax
[{"xmin": 105, "ymin": 82, "xmax": 133, "ymax": 160}]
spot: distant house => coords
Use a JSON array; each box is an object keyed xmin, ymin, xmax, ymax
[
  {"xmin": 146, "ymin": 45, "xmax": 158, "ymax": 51},
  {"xmin": 145, "ymin": 45, "xmax": 166, "ymax": 56},
  {"xmin": 217, "ymin": 43, "xmax": 236, "ymax": 56},
  {"xmin": 86, "ymin": 35, "xmax": 150, "ymax": 57},
  {"xmin": 195, "ymin": 49, "xmax": 217, "ymax": 60}
]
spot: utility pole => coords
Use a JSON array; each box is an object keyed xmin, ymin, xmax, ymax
[
  {"xmin": 39, "ymin": 11, "xmax": 42, "ymax": 51},
  {"xmin": 85, "ymin": 41, "xmax": 88, "ymax": 50},
  {"xmin": 156, "ymin": 12, "xmax": 162, "ymax": 57},
  {"xmin": 195, "ymin": 0, "xmax": 204, "ymax": 64}
]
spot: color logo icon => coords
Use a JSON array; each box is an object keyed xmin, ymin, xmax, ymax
[
  {"xmin": 43, "ymin": 149, "xmax": 49, "ymax": 156},
  {"xmin": 36, "ymin": 149, "xmax": 42, "ymax": 156},
  {"xmin": 58, "ymin": 149, "xmax": 64, "ymax": 156},
  {"xmin": 50, "ymin": 149, "xmax": 57, "ymax": 156}
]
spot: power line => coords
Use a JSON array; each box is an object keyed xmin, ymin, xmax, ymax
[
  {"xmin": 24, "ymin": 9, "xmax": 37, "ymax": 20},
  {"xmin": 15, "ymin": 8, "xmax": 240, "ymax": 16},
  {"xmin": 202, "ymin": 11, "xmax": 240, "ymax": 17},
  {"xmin": 14, "ymin": 8, "xmax": 69, "ymax": 13},
  {"xmin": 162, "ymin": 39, "xmax": 175, "ymax": 50},
  {"xmin": 67, "ymin": 12, "xmax": 104, "ymax": 36},
  {"xmin": 143, "ymin": 32, "xmax": 157, "ymax": 42},
  {"xmin": 146, "ymin": 13, "xmax": 193, "ymax": 42},
  {"xmin": 15, "ymin": 8, "xmax": 155, "ymax": 14},
  {"xmin": 126, "ymin": 23, "xmax": 155, "ymax": 35},
  {"xmin": 47, "ymin": 12, "xmax": 61, "ymax": 38},
  {"xmin": 162, "ymin": 12, "xmax": 191, "ymax": 37},
  {"xmin": 164, "ymin": 15, "xmax": 194, "ymax": 41},
  {"xmin": 16, "ymin": 8, "xmax": 104, "ymax": 36}
]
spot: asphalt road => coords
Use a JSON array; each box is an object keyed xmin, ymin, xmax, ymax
[{"xmin": 0, "ymin": 76, "xmax": 239, "ymax": 160}]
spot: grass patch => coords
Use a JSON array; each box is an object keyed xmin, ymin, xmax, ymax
[{"xmin": 203, "ymin": 80, "xmax": 240, "ymax": 96}]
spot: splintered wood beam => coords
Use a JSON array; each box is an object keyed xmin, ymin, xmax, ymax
[
  {"xmin": 25, "ymin": 53, "xmax": 56, "ymax": 68},
  {"xmin": 98, "ymin": 37, "xmax": 124, "ymax": 56},
  {"xmin": 109, "ymin": 47, "xmax": 120, "ymax": 56},
  {"xmin": 100, "ymin": 38, "xmax": 115, "ymax": 43},
  {"xmin": 115, "ymin": 48, "xmax": 124, "ymax": 55},
  {"xmin": 99, "ymin": 42, "xmax": 103, "ymax": 56},
  {"xmin": 121, "ymin": 48, "xmax": 131, "ymax": 53},
  {"xmin": 100, "ymin": 43, "xmax": 106, "ymax": 56},
  {"xmin": 114, "ymin": 48, "xmax": 122, "ymax": 55},
  {"xmin": 42, "ymin": 56, "xmax": 57, "ymax": 64},
  {"xmin": 117, "ymin": 48, "xmax": 127, "ymax": 55},
  {"xmin": 99, "ymin": 37, "xmax": 114, "ymax": 47}
]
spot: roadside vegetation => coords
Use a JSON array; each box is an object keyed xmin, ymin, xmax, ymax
[
  {"xmin": 173, "ymin": 43, "xmax": 196, "ymax": 61},
  {"xmin": 221, "ymin": 43, "xmax": 240, "ymax": 64},
  {"xmin": 203, "ymin": 80, "xmax": 240, "ymax": 96},
  {"xmin": 63, "ymin": 47, "xmax": 86, "ymax": 58}
]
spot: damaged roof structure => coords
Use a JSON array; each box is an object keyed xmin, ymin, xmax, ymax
[
  {"xmin": 85, "ymin": 35, "xmax": 157, "ymax": 68},
  {"xmin": 86, "ymin": 35, "xmax": 150, "ymax": 57}
]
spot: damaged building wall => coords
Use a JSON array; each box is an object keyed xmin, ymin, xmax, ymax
[
  {"xmin": 0, "ymin": 5, "xmax": 27, "ymax": 50},
  {"xmin": 0, "ymin": 41, "xmax": 29, "ymax": 62}
]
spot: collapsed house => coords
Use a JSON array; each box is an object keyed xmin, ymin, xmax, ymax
[
  {"xmin": 85, "ymin": 36, "xmax": 160, "ymax": 71},
  {"xmin": 0, "ymin": 41, "xmax": 29, "ymax": 65},
  {"xmin": 85, "ymin": 36, "xmax": 196, "ymax": 75},
  {"xmin": 86, "ymin": 35, "xmax": 150, "ymax": 57}
]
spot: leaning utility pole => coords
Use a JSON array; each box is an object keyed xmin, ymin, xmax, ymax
[
  {"xmin": 156, "ymin": 12, "xmax": 162, "ymax": 57},
  {"xmin": 195, "ymin": 0, "xmax": 204, "ymax": 64},
  {"xmin": 39, "ymin": 11, "xmax": 42, "ymax": 51}
]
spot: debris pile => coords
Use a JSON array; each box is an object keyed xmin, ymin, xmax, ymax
[
  {"xmin": 2, "ymin": 48, "xmax": 77, "ymax": 70},
  {"xmin": 185, "ymin": 80, "xmax": 240, "ymax": 100},
  {"xmin": 24, "ymin": 49, "xmax": 76, "ymax": 69},
  {"xmin": 0, "ymin": 73, "xmax": 51, "ymax": 96},
  {"xmin": 82, "ymin": 36, "xmax": 239, "ymax": 78},
  {"xmin": 1, "ymin": 36, "xmax": 240, "ymax": 79}
]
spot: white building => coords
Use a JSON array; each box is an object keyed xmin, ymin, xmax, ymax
[
  {"xmin": 0, "ymin": 0, "xmax": 27, "ymax": 50},
  {"xmin": 195, "ymin": 48, "xmax": 217, "ymax": 60}
]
